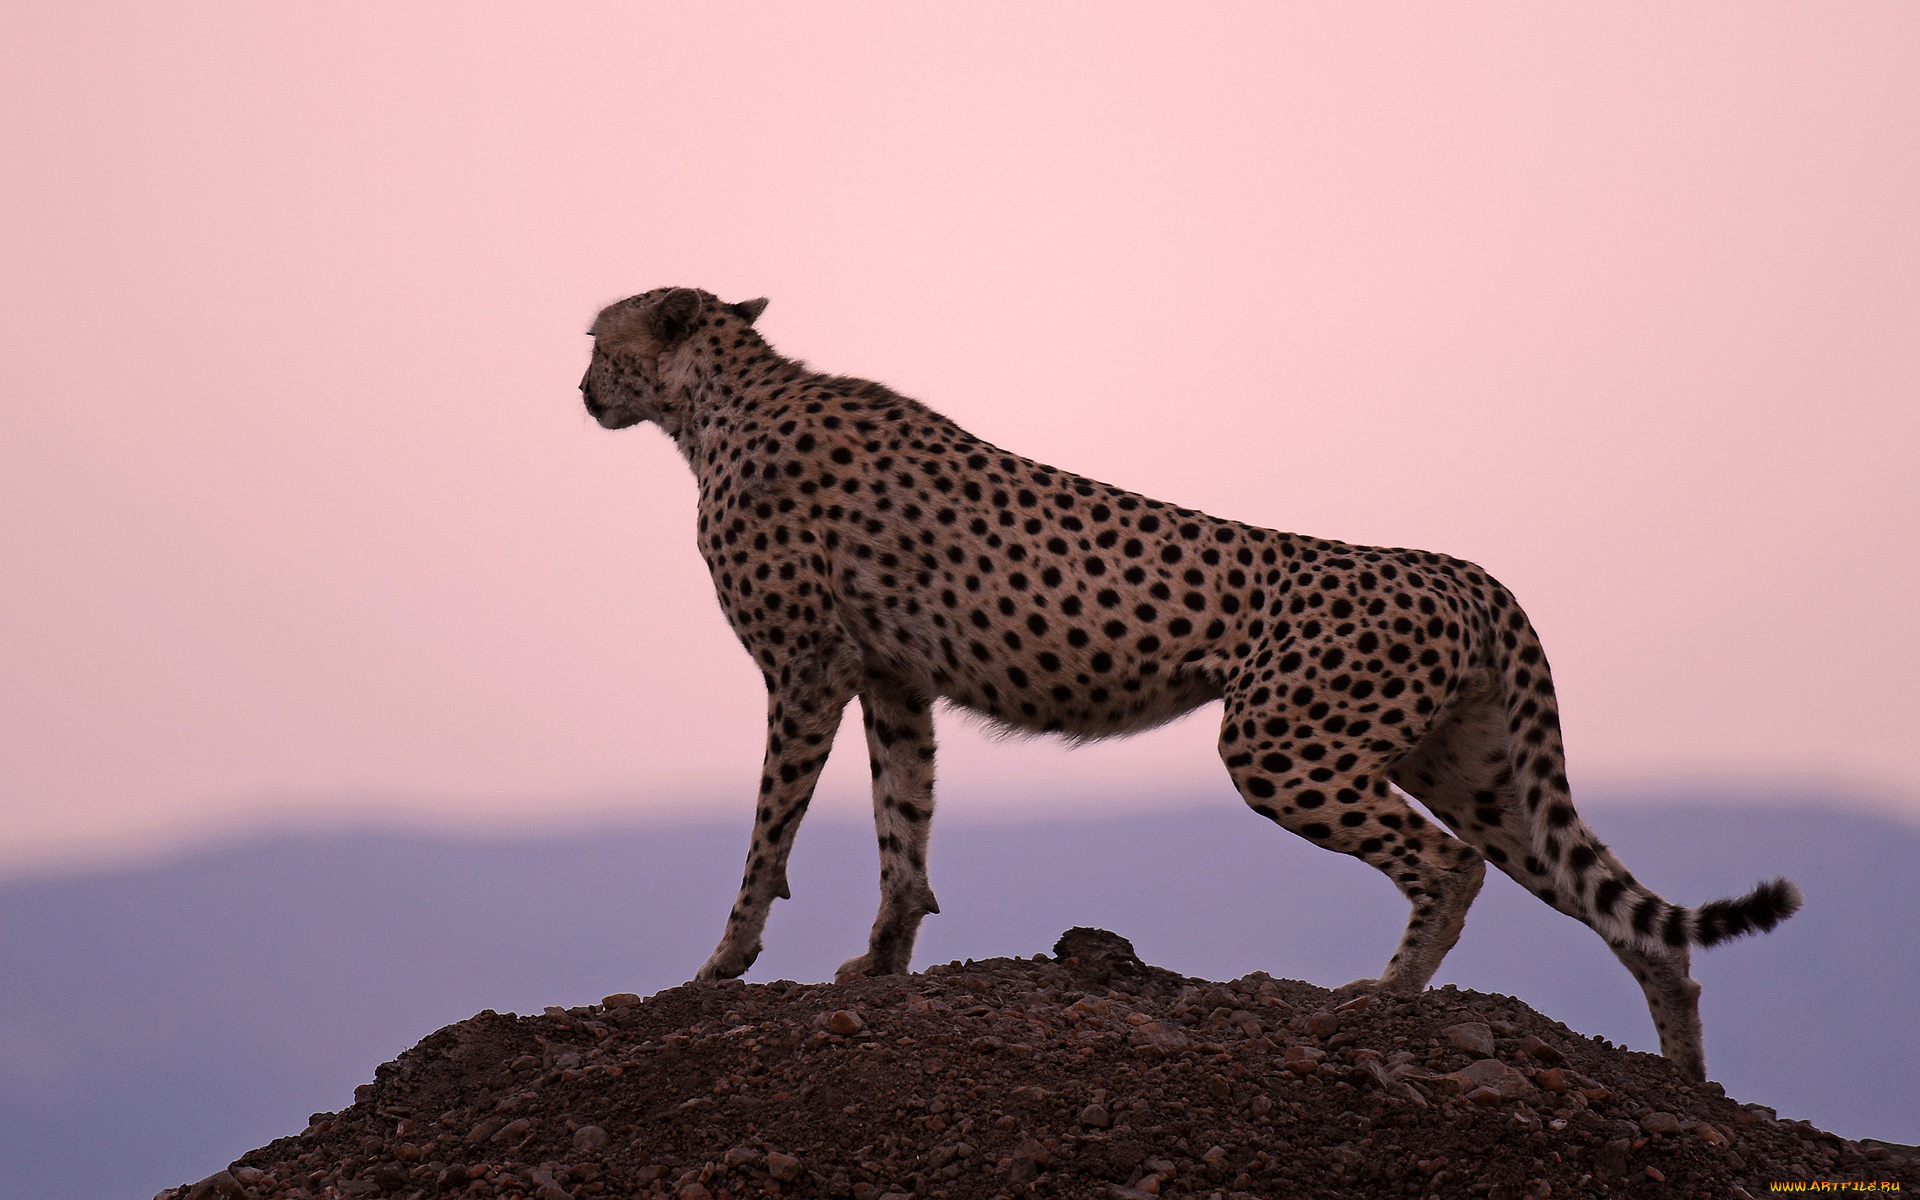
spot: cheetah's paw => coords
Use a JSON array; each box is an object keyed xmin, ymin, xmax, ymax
[
  {"xmin": 694, "ymin": 942, "xmax": 759, "ymax": 983},
  {"xmin": 834, "ymin": 953, "xmax": 877, "ymax": 984}
]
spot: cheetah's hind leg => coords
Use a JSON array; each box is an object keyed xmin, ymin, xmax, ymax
[
  {"xmin": 1217, "ymin": 694, "xmax": 1486, "ymax": 998},
  {"xmin": 835, "ymin": 677, "xmax": 941, "ymax": 982}
]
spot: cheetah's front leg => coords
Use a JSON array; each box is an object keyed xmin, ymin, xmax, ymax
[
  {"xmin": 835, "ymin": 678, "xmax": 940, "ymax": 982},
  {"xmin": 695, "ymin": 658, "xmax": 857, "ymax": 982}
]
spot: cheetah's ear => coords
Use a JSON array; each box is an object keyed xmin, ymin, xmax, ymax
[
  {"xmin": 647, "ymin": 288, "xmax": 703, "ymax": 345},
  {"xmin": 727, "ymin": 297, "xmax": 769, "ymax": 326}
]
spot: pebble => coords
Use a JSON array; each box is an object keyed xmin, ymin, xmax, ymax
[
  {"xmin": 1282, "ymin": 1045, "xmax": 1326, "ymax": 1076},
  {"xmin": 765, "ymin": 1151, "xmax": 802, "ymax": 1181},
  {"xmin": 1440, "ymin": 1058, "xmax": 1536, "ymax": 1102},
  {"xmin": 185, "ymin": 1172, "xmax": 245, "ymax": 1200},
  {"xmin": 1079, "ymin": 1103, "xmax": 1112, "ymax": 1128},
  {"xmin": 827, "ymin": 1009, "xmax": 866, "ymax": 1036},
  {"xmin": 491, "ymin": 1117, "xmax": 532, "ymax": 1142},
  {"xmin": 1519, "ymin": 1034, "xmax": 1566, "ymax": 1066},
  {"xmin": 573, "ymin": 1124, "xmax": 609, "ymax": 1151},
  {"xmin": 1127, "ymin": 1021, "xmax": 1189, "ymax": 1055},
  {"xmin": 1443, "ymin": 1022, "xmax": 1495, "ymax": 1057},
  {"xmin": 1640, "ymin": 1111, "xmax": 1683, "ymax": 1135}
]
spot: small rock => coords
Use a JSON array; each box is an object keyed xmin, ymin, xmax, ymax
[
  {"xmin": 1078, "ymin": 1103, "xmax": 1112, "ymax": 1128},
  {"xmin": 677, "ymin": 1184, "xmax": 713, "ymax": 1200},
  {"xmin": 1640, "ymin": 1111, "xmax": 1683, "ymax": 1136},
  {"xmin": 1519, "ymin": 1034, "xmax": 1566, "ymax": 1066},
  {"xmin": 723, "ymin": 1145, "xmax": 758, "ymax": 1168},
  {"xmin": 1127, "ymin": 1021, "xmax": 1189, "ymax": 1055},
  {"xmin": 1644, "ymin": 1166, "xmax": 1667, "ymax": 1183},
  {"xmin": 1052, "ymin": 928, "xmax": 1146, "ymax": 977},
  {"xmin": 574, "ymin": 1124, "xmax": 609, "ymax": 1152},
  {"xmin": 827, "ymin": 1009, "xmax": 866, "ymax": 1036},
  {"xmin": 1308, "ymin": 1011, "xmax": 1340, "ymax": 1038},
  {"xmin": 491, "ymin": 1117, "xmax": 532, "ymax": 1142},
  {"xmin": 1439, "ymin": 1058, "xmax": 1537, "ymax": 1101},
  {"xmin": 1361, "ymin": 1057, "xmax": 1430, "ymax": 1108},
  {"xmin": 765, "ymin": 1151, "xmax": 802, "ymax": 1182},
  {"xmin": 1594, "ymin": 1138, "xmax": 1632, "ymax": 1179},
  {"xmin": 1443, "ymin": 1022, "xmax": 1495, "ymax": 1057},
  {"xmin": 186, "ymin": 1172, "xmax": 246, "ymax": 1200},
  {"xmin": 601, "ymin": 992, "xmax": 641, "ymax": 1008},
  {"xmin": 1691, "ymin": 1121, "xmax": 1729, "ymax": 1147}
]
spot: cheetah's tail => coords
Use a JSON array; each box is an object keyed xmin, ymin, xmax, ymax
[
  {"xmin": 1682, "ymin": 877, "xmax": 1803, "ymax": 948},
  {"xmin": 1574, "ymin": 860, "xmax": 1803, "ymax": 956},
  {"xmin": 1488, "ymin": 595, "xmax": 1803, "ymax": 955}
]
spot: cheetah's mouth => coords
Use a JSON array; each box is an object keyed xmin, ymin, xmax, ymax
[
  {"xmin": 588, "ymin": 404, "xmax": 644, "ymax": 430},
  {"xmin": 581, "ymin": 378, "xmax": 643, "ymax": 429}
]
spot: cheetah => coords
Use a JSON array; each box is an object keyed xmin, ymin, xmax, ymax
[{"xmin": 580, "ymin": 286, "xmax": 1801, "ymax": 1081}]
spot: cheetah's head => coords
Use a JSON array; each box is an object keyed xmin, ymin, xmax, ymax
[{"xmin": 580, "ymin": 287, "xmax": 769, "ymax": 433}]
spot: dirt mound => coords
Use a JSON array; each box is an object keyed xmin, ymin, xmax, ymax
[{"xmin": 170, "ymin": 930, "xmax": 1914, "ymax": 1200}]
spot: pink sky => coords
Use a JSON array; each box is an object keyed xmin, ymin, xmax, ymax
[{"xmin": 3, "ymin": 4, "xmax": 1916, "ymax": 874}]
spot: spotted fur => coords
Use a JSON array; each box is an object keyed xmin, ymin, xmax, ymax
[{"xmin": 581, "ymin": 287, "xmax": 1801, "ymax": 1081}]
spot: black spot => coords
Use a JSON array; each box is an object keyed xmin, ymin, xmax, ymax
[
  {"xmin": 1594, "ymin": 877, "xmax": 1626, "ymax": 915},
  {"xmin": 1663, "ymin": 906, "xmax": 1688, "ymax": 947},
  {"xmin": 1631, "ymin": 896, "xmax": 1662, "ymax": 935}
]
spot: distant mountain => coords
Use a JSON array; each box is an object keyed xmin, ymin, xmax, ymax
[{"xmin": 1, "ymin": 800, "xmax": 1913, "ymax": 1200}]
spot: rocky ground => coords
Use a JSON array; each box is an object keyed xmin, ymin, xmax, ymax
[{"xmin": 165, "ymin": 930, "xmax": 1915, "ymax": 1200}]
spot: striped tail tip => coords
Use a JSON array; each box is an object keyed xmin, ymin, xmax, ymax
[{"xmin": 1691, "ymin": 878, "xmax": 1804, "ymax": 948}]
